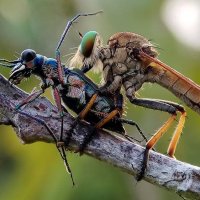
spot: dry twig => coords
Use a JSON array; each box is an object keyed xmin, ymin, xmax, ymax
[{"xmin": 0, "ymin": 74, "xmax": 200, "ymax": 199}]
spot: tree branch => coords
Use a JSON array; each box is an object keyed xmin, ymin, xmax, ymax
[{"xmin": 0, "ymin": 74, "xmax": 200, "ymax": 199}]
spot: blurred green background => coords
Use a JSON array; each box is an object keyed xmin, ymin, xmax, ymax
[{"xmin": 0, "ymin": 0, "xmax": 200, "ymax": 199}]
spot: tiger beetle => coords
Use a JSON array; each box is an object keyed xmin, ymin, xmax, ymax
[{"xmin": 0, "ymin": 11, "xmax": 147, "ymax": 185}]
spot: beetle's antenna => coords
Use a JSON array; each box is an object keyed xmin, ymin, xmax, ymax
[
  {"xmin": 0, "ymin": 63, "xmax": 16, "ymax": 68},
  {"xmin": 0, "ymin": 59, "xmax": 21, "ymax": 64},
  {"xmin": 0, "ymin": 58, "xmax": 21, "ymax": 68}
]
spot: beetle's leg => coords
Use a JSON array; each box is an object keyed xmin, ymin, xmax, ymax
[
  {"xmin": 129, "ymin": 97, "xmax": 186, "ymax": 181},
  {"xmin": 113, "ymin": 93, "xmax": 145, "ymax": 142},
  {"xmin": 55, "ymin": 51, "xmax": 65, "ymax": 85},
  {"xmin": 64, "ymin": 93, "xmax": 98, "ymax": 149},
  {"xmin": 16, "ymin": 109, "xmax": 75, "ymax": 185},
  {"xmin": 55, "ymin": 11, "xmax": 102, "ymax": 51},
  {"xmin": 15, "ymin": 79, "xmax": 50, "ymax": 110},
  {"xmin": 15, "ymin": 89, "xmax": 44, "ymax": 110},
  {"xmin": 88, "ymin": 109, "xmax": 147, "ymax": 143},
  {"xmin": 118, "ymin": 118, "xmax": 148, "ymax": 143},
  {"xmin": 55, "ymin": 11, "xmax": 102, "ymax": 85},
  {"xmin": 112, "ymin": 93, "xmax": 144, "ymax": 142},
  {"xmin": 53, "ymin": 87, "xmax": 65, "ymax": 146}
]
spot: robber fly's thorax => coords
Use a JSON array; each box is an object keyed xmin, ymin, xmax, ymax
[{"xmin": 100, "ymin": 44, "xmax": 149, "ymax": 94}]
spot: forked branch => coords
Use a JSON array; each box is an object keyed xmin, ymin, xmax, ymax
[{"xmin": 0, "ymin": 74, "xmax": 199, "ymax": 199}]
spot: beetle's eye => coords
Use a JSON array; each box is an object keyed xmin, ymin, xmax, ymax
[
  {"xmin": 80, "ymin": 31, "xmax": 98, "ymax": 57},
  {"xmin": 21, "ymin": 49, "xmax": 36, "ymax": 63}
]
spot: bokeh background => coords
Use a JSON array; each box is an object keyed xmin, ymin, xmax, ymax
[{"xmin": 0, "ymin": 0, "xmax": 200, "ymax": 199}]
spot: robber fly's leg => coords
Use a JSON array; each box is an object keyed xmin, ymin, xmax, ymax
[
  {"xmin": 70, "ymin": 93, "xmax": 99, "ymax": 129},
  {"xmin": 16, "ymin": 109, "xmax": 75, "ymax": 185},
  {"xmin": 131, "ymin": 98, "xmax": 186, "ymax": 155},
  {"xmin": 128, "ymin": 97, "xmax": 186, "ymax": 181},
  {"xmin": 66, "ymin": 93, "xmax": 98, "ymax": 155},
  {"xmin": 77, "ymin": 93, "xmax": 123, "ymax": 154},
  {"xmin": 78, "ymin": 109, "xmax": 120, "ymax": 155},
  {"xmin": 155, "ymin": 100, "xmax": 186, "ymax": 158},
  {"xmin": 92, "ymin": 93, "xmax": 123, "ymax": 129}
]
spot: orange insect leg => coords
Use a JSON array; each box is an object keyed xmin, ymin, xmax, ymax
[
  {"xmin": 79, "ymin": 93, "xmax": 98, "ymax": 119},
  {"xmin": 167, "ymin": 112, "xmax": 187, "ymax": 158},
  {"xmin": 146, "ymin": 115, "xmax": 176, "ymax": 149},
  {"xmin": 95, "ymin": 109, "xmax": 119, "ymax": 128}
]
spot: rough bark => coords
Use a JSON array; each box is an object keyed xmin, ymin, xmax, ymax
[{"xmin": 0, "ymin": 74, "xmax": 200, "ymax": 199}]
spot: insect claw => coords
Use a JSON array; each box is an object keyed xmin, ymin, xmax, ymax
[
  {"xmin": 57, "ymin": 141, "xmax": 65, "ymax": 148},
  {"xmin": 15, "ymin": 104, "xmax": 21, "ymax": 111},
  {"xmin": 30, "ymin": 87, "xmax": 37, "ymax": 94},
  {"xmin": 137, "ymin": 148, "xmax": 149, "ymax": 181}
]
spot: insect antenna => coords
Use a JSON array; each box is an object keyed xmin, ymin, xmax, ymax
[
  {"xmin": 151, "ymin": 44, "xmax": 163, "ymax": 51},
  {"xmin": 0, "ymin": 59, "xmax": 21, "ymax": 64},
  {"xmin": 148, "ymin": 39, "xmax": 163, "ymax": 51},
  {"xmin": 0, "ymin": 58, "xmax": 21, "ymax": 68},
  {"xmin": 0, "ymin": 63, "xmax": 16, "ymax": 68}
]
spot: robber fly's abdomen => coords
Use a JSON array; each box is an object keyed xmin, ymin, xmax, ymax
[{"xmin": 147, "ymin": 64, "xmax": 200, "ymax": 114}]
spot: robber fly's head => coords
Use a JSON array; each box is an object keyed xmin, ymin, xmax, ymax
[
  {"xmin": 70, "ymin": 31, "xmax": 103, "ymax": 72},
  {"xmin": 7, "ymin": 49, "xmax": 37, "ymax": 85}
]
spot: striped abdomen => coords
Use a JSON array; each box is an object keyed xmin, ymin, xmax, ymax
[{"xmin": 147, "ymin": 61, "xmax": 200, "ymax": 114}]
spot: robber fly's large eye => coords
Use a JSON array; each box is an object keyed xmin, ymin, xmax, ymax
[
  {"xmin": 21, "ymin": 49, "xmax": 37, "ymax": 63},
  {"xmin": 80, "ymin": 31, "xmax": 98, "ymax": 57}
]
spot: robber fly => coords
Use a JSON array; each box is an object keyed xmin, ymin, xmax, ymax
[{"xmin": 69, "ymin": 31, "xmax": 200, "ymax": 179}]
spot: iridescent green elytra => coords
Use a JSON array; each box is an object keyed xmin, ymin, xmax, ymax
[{"xmin": 80, "ymin": 31, "xmax": 97, "ymax": 57}]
